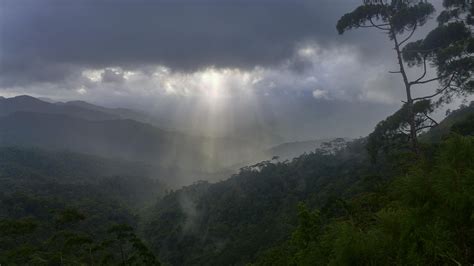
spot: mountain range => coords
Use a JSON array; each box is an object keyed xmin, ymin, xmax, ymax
[{"xmin": 0, "ymin": 95, "xmax": 336, "ymax": 185}]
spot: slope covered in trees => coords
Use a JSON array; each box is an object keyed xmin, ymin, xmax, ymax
[
  {"xmin": 142, "ymin": 104, "xmax": 474, "ymax": 265},
  {"xmin": 0, "ymin": 148, "xmax": 163, "ymax": 264},
  {"xmin": 422, "ymin": 102, "xmax": 474, "ymax": 142},
  {"xmin": 142, "ymin": 138, "xmax": 388, "ymax": 265},
  {"xmin": 255, "ymin": 134, "xmax": 474, "ymax": 265}
]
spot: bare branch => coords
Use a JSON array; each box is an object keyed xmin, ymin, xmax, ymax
[
  {"xmin": 357, "ymin": 25, "xmax": 378, "ymax": 28},
  {"xmin": 399, "ymin": 24, "xmax": 417, "ymax": 46},
  {"xmin": 389, "ymin": 70, "xmax": 402, "ymax": 74},
  {"xmin": 412, "ymin": 55, "xmax": 427, "ymax": 83},
  {"xmin": 413, "ymin": 86, "xmax": 448, "ymax": 101},
  {"xmin": 424, "ymin": 112, "xmax": 439, "ymax": 126},
  {"xmin": 410, "ymin": 74, "xmax": 450, "ymax": 85},
  {"xmin": 413, "ymin": 73, "xmax": 456, "ymax": 101},
  {"xmin": 416, "ymin": 125, "xmax": 434, "ymax": 132}
]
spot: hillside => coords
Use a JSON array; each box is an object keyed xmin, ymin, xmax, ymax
[
  {"xmin": 0, "ymin": 146, "xmax": 165, "ymax": 205},
  {"xmin": 60, "ymin": 100, "xmax": 166, "ymax": 127},
  {"xmin": 0, "ymin": 146, "xmax": 155, "ymax": 183},
  {"xmin": 142, "ymin": 138, "xmax": 370, "ymax": 265},
  {"xmin": 0, "ymin": 147, "xmax": 162, "ymax": 264},
  {"xmin": 265, "ymin": 138, "xmax": 347, "ymax": 161},
  {"xmin": 0, "ymin": 96, "xmax": 273, "ymax": 183},
  {"xmin": 1, "ymin": 96, "xmax": 337, "ymax": 178},
  {"xmin": 0, "ymin": 112, "xmax": 200, "ymax": 163},
  {"xmin": 141, "ymin": 106, "xmax": 474, "ymax": 265},
  {"xmin": 421, "ymin": 101, "xmax": 474, "ymax": 142},
  {"xmin": 1, "ymin": 103, "xmax": 473, "ymax": 265}
]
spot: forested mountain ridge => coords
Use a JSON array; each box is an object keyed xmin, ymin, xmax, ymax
[
  {"xmin": 264, "ymin": 138, "xmax": 348, "ymax": 161},
  {"xmin": 254, "ymin": 131, "xmax": 474, "ymax": 265},
  {"xmin": 1, "ymin": 102, "xmax": 473, "ymax": 265},
  {"xmin": 0, "ymin": 111, "xmax": 263, "ymax": 183},
  {"xmin": 0, "ymin": 95, "xmax": 343, "ymax": 186},
  {"xmin": 59, "ymin": 100, "xmax": 166, "ymax": 128},
  {"xmin": 421, "ymin": 102, "xmax": 474, "ymax": 142},
  {"xmin": 0, "ymin": 111, "xmax": 209, "ymax": 167},
  {"xmin": 0, "ymin": 146, "xmax": 155, "ymax": 183},
  {"xmin": 142, "ymin": 138, "xmax": 377, "ymax": 265},
  {"xmin": 142, "ymin": 103, "xmax": 474, "ymax": 265},
  {"xmin": 0, "ymin": 96, "xmax": 275, "ymax": 184},
  {"xmin": 0, "ymin": 95, "xmax": 159, "ymax": 124}
]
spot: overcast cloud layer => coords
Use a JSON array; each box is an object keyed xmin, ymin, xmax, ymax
[{"xmin": 1, "ymin": 0, "xmax": 450, "ymax": 140}]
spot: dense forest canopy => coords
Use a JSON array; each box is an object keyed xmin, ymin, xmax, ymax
[{"xmin": 2, "ymin": 103, "xmax": 473, "ymax": 264}]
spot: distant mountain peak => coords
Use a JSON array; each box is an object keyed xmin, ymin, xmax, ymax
[
  {"xmin": 10, "ymin": 94, "xmax": 44, "ymax": 102},
  {"xmin": 0, "ymin": 94, "xmax": 120, "ymax": 121}
]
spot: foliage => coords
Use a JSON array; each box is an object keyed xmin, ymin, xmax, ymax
[
  {"xmin": 0, "ymin": 212, "xmax": 160, "ymax": 265},
  {"xmin": 367, "ymin": 100, "xmax": 435, "ymax": 161},
  {"xmin": 337, "ymin": 1, "xmax": 434, "ymax": 36},
  {"xmin": 339, "ymin": 0, "xmax": 473, "ymax": 155},
  {"xmin": 141, "ymin": 106, "xmax": 474, "ymax": 265},
  {"xmin": 254, "ymin": 133, "xmax": 474, "ymax": 265},
  {"xmin": 451, "ymin": 114, "xmax": 474, "ymax": 135},
  {"xmin": 142, "ymin": 138, "xmax": 383, "ymax": 265},
  {"xmin": 421, "ymin": 101, "xmax": 474, "ymax": 142},
  {"xmin": 2, "ymin": 97, "xmax": 474, "ymax": 266},
  {"xmin": 403, "ymin": 0, "xmax": 474, "ymax": 106},
  {"xmin": 0, "ymin": 147, "xmax": 162, "ymax": 265}
]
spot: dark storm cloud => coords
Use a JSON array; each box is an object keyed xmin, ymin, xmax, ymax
[{"xmin": 0, "ymin": 0, "xmax": 369, "ymax": 84}]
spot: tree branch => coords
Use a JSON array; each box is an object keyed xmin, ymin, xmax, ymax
[
  {"xmin": 410, "ymin": 74, "xmax": 450, "ymax": 85},
  {"xmin": 399, "ymin": 24, "xmax": 417, "ymax": 46},
  {"xmin": 412, "ymin": 73, "xmax": 456, "ymax": 101},
  {"xmin": 412, "ymin": 55, "xmax": 427, "ymax": 83},
  {"xmin": 357, "ymin": 25, "xmax": 379, "ymax": 28},
  {"xmin": 369, "ymin": 17, "xmax": 391, "ymax": 31},
  {"xmin": 424, "ymin": 112, "xmax": 439, "ymax": 126},
  {"xmin": 416, "ymin": 125, "xmax": 434, "ymax": 132}
]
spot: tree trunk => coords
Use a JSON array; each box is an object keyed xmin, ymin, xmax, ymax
[{"xmin": 391, "ymin": 28, "xmax": 419, "ymax": 154}]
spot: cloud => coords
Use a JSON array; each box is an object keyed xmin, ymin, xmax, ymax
[
  {"xmin": 312, "ymin": 89, "xmax": 328, "ymax": 99},
  {"xmin": 76, "ymin": 86, "xmax": 88, "ymax": 95},
  {"xmin": 101, "ymin": 68, "xmax": 126, "ymax": 83},
  {"xmin": 0, "ymin": 0, "xmax": 380, "ymax": 85},
  {"xmin": 0, "ymin": 0, "xmax": 448, "ymax": 140},
  {"xmin": 48, "ymin": 43, "xmax": 401, "ymax": 104}
]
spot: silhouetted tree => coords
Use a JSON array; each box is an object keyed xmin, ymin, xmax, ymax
[
  {"xmin": 339, "ymin": 0, "xmax": 473, "ymax": 157},
  {"xmin": 337, "ymin": 0, "xmax": 435, "ymax": 153}
]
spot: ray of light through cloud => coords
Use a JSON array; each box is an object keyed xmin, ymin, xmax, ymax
[{"xmin": 1, "ymin": 0, "xmax": 459, "ymax": 142}]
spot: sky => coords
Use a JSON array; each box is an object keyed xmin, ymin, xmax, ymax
[{"xmin": 0, "ymin": 0, "xmax": 454, "ymax": 141}]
